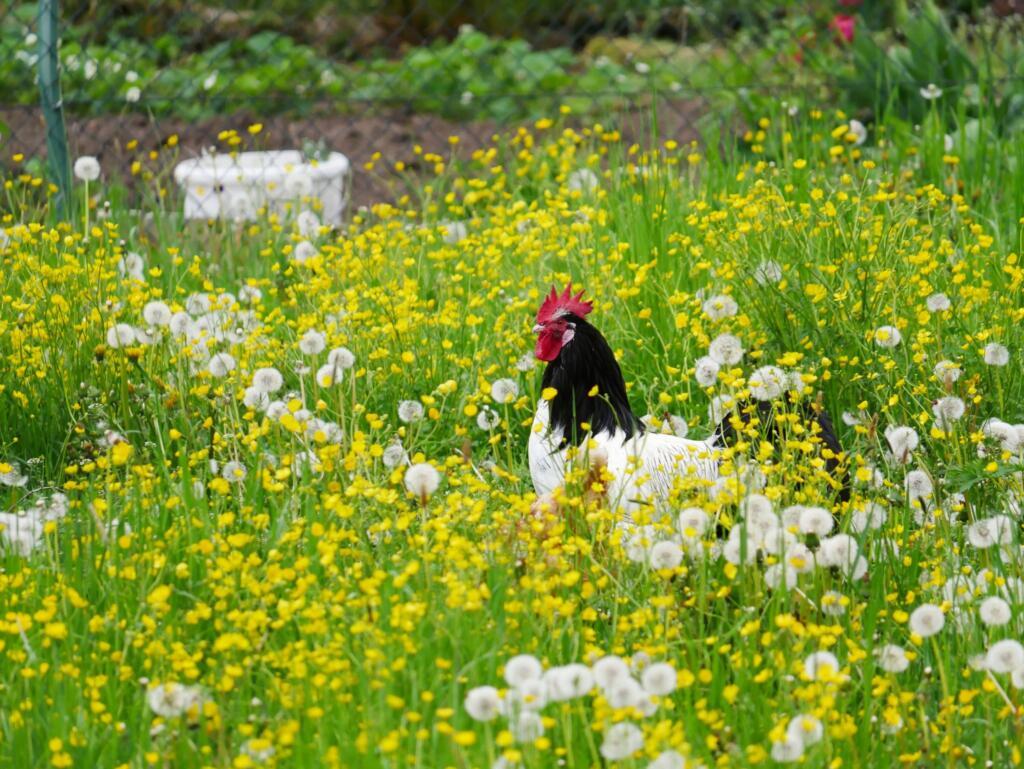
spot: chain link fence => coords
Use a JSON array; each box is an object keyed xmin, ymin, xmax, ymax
[{"xmin": 3, "ymin": 1, "xmax": 1024, "ymax": 212}]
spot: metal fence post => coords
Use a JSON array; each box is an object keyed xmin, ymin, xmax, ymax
[{"xmin": 38, "ymin": 0, "xmax": 70, "ymax": 218}]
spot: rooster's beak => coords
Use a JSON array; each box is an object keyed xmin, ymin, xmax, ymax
[{"xmin": 532, "ymin": 324, "xmax": 544, "ymax": 334}]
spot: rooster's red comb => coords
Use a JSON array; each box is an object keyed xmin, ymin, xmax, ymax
[{"xmin": 536, "ymin": 284, "xmax": 593, "ymax": 324}]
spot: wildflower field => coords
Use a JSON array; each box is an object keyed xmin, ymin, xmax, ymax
[{"xmin": 2, "ymin": 106, "xmax": 1024, "ymax": 769}]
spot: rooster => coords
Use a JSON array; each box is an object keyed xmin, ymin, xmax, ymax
[{"xmin": 528, "ymin": 285, "xmax": 845, "ymax": 517}]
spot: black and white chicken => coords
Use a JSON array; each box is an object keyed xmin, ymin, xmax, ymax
[{"xmin": 527, "ymin": 285, "xmax": 845, "ymax": 516}]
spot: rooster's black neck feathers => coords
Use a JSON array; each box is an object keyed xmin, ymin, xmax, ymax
[{"xmin": 541, "ymin": 315, "xmax": 643, "ymax": 446}]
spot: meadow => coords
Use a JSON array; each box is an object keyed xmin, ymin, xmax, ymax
[{"xmin": 1, "ymin": 104, "xmax": 1024, "ymax": 768}]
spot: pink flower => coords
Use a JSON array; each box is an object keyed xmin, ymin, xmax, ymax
[{"xmin": 831, "ymin": 13, "xmax": 856, "ymax": 43}]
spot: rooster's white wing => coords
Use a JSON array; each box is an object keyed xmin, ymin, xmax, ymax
[
  {"xmin": 599, "ymin": 430, "xmax": 719, "ymax": 514},
  {"xmin": 528, "ymin": 400, "xmax": 566, "ymax": 497}
]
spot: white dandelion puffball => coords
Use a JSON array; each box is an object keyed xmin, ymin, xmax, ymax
[
  {"xmin": 169, "ymin": 312, "xmax": 192, "ymax": 337},
  {"xmin": 252, "ymin": 367, "xmax": 284, "ymax": 394},
  {"xmin": 106, "ymin": 323, "xmax": 137, "ymax": 349},
  {"xmin": 648, "ymin": 541, "xmax": 683, "ymax": 570},
  {"xmin": 643, "ymin": 413, "xmax": 689, "ymax": 438},
  {"xmin": 798, "ymin": 506, "xmax": 833, "ymax": 537},
  {"xmin": 185, "ymin": 293, "xmax": 211, "ymax": 315},
  {"xmin": 984, "ymin": 342, "xmax": 1010, "ymax": 366},
  {"xmin": 221, "ymin": 461, "xmax": 247, "ymax": 483},
  {"xmin": 118, "ymin": 252, "xmax": 146, "ymax": 281},
  {"xmin": 904, "ymin": 469, "xmax": 933, "ymax": 501},
  {"xmin": 567, "ymin": 168, "xmax": 599, "ymax": 192},
  {"xmin": 404, "ymin": 463, "xmax": 440, "ymax": 498},
  {"xmin": 599, "ymin": 722, "xmax": 644, "ymax": 761},
  {"xmin": 873, "ymin": 325, "xmax": 902, "ymax": 348},
  {"xmin": 241, "ymin": 387, "xmax": 268, "ymax": 411},
  {"xmin": 754, "ymin": 259, "xmax": 783, "ymax": 285},
  {"xmin": 382, "ymin": 442, "xmax": 408, "ymax": 469},
  {"xmin": 625, "ymin": 530, "xmax": 653, "ymax": 564},
  {"xmin": 440, "ymin": 220, "xmax": 468, "ymax": 244},
  {"xmin": 909, "ymin": 603, "xmax": 945, "ymax": 638},
  {"xmin": 702, "ymin": 294, "xmax": 738, "ymax": 321},
  {"xmin": 848, "ymin": 119, "xmax": 867, "ymax": 145},
  {"xmin": 327, "ymin": 347, "xmax": 356, "ymax": 369},
  {"xmin": 740, "ymin": 492, "xmax": 773, "ymax": 521},
  {"xmin": 207, "ymin": 352, "xmax": 236, "ymax": 378},
  {"xmin": 592, "ymin": 655, "xmax": 630, "ymax": 690},
  {"xmin": 73, "ymin": 155, "xmax": 101, "ymax": 182},
  {"xmin": 315, "ymin": 363, "xmax": 343, "ymax": 387},
  {"xmin": 545, "ymin": 664, "xmax": 593, "ymax": 701},
  {"xmin": 821, "ymin": 590, "xmax": 847, "ymax": 616},
  {"xmin": 926, "ymin": 293, "xmax": 951, "ymax": 312},
  {"xmin": 506, "ymin": 680, "xmax": 548, "ymax": 712},
  {"xmin": 932, "ymin": 396, "xmax": 965, "ymax": 428},
  {"xmin": 986, "ymin": 639, "xmax": 1024, "ymax": 674},
  {"xmin": 477, "ymin": 407, "xmax": 501, "ymax": 431},
  {"xmin": 770, "ymin": 735, "xmax": 804, "ymax": 763},
  {"xmin": 850, "ymin": 501, "xmax": 887, "ymax": 534},
  {"xmin": 146, "ymin": 682, "xmax": 204, "ymax": 718},
  {"xmin": 0, "ymin": 464, "xmax": 28, "ymax": 488},
  {"xmin": 875, "ymin": 644, "xmax": 910, "ymax": 674},
  {"xmin": 142, "ymin": 300, "xmax": 173, "ymax": 327},
  {"xmin": 648, "ymin": 750, "xmax": 686, "ymax": 769},
  {"xmin": 604, "ymin": 676, "xmax": 644, "ymax": 709},
  {"xmin": 677, "ymin": 506, "xmax": 709, "ymax": 538},
  {"xmin": 511, "ymin": 711, "xmax": 544, "ymax": 743},
  {"xmin": 296, "ymin": 210, "xmax": 321, "ymax": 237},
  {"xmin": 397, "ymin": 400, "xmax": 425, "ymax": 423},
  {"xmin": 982, "ymin": 419, "xmax": 1021, "ymax": 452},
  {"xmin": 504, "ymin": 654, "xmax": 543, "ymax": 688},
  {"xmin": 803, "ymin": 650, "xmax": 840, "ymax": 680},
  {"xmin": 694, "ymin": 356, "xmax": 720, "ymax": 387},
  {"xmin": 967, "ymin": 515, "xmax": 1014, "ymax": 549},
  {"xmin": 241, "ymin": 285, "xmax": 263, "ymax": 304},
  {"xmin": 464, "ymin": 686, "xmax": 501, "ymax": 722},
  {"xmin": 979, "ymin": 596, "xmax": 1012, "ymax": 627},
  {"xmin": 298, "ymin": 329, "xmax": 326, "ymax": 356},
  {"xmin": 490, "ymin": 378, "xmax": 519, "ymax": 404},
  {"xmin": 0, "ymin": 512, "xmax": 44, "ymax": 556},
  {"xmin": 884, "ymin": 425, "xmax": 919, "ymax": 464},
  {"xmin": 515, "ymin": 353, "xmax": 536, "ymax": 372},
  {"xmin": 708, "ymin": 333, "xmax": 744, "ymax": 366},
  {"xmin": 933, "ymin": 359, "xmax": 962, "ymax": 384},
  {"xmin": 920, "ymin": 82, "xmax": 943, "ymax": 100},
  {"xmin": 293, "ymin": 240, "xmax": 318, "ymax": 264},
  {"xmin": 817, "ymin": 534, "xmax": 859, "ymax": 569},
  {"xmin": 640, "ymin": 662, "xmax": 677, "ymax": 696},
  {"xmin": 787, "ymin": 714, "xmax": 824, "ymax": 746}
]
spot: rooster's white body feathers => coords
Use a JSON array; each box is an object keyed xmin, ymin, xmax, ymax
[{"xmin": 529, "ymin": 400, "xmax": 719, "ymax": 515}]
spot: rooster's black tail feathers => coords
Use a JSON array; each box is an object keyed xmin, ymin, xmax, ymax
[{"xmin": 712, "ymin": 398, "xmax": 850, "ymax": 504}]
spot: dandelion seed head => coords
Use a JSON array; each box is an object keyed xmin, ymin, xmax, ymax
[
  {"xmin": 984, "ymin": 342, "xmax": 1010, "ymax": 366},
  {"xmin": 909, "ymin": 603, "xmax": 945, "ymax": 638},
  {"xmin": 298, "ymin": 329, "xmax": 326, "ymax": 356},
  {"xmin": 73, "ymin": 156, "xmax": 101, "ymax": 182},
  {"xmin": 404, "ymin": 463, "xmax": 440, "ymax": 498},
  {"xmin": 708, "ymin": 333, "xmax": 744, "ymax": 366}
]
